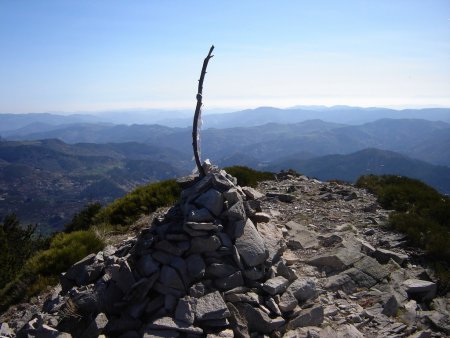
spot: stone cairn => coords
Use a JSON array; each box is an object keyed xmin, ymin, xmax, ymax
[{"xmin": 29, "ymin": 164, "xmax": 316, "ymax": 338}]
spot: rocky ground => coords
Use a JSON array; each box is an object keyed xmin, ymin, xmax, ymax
[{"xmin": 0, "ymin": 167, "xmax": 449, "ymax": 338}]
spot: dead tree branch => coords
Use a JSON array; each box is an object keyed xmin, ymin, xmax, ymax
[{"xmin": 192, "ymin": 45, "xmax": 214, "ymax": 177}]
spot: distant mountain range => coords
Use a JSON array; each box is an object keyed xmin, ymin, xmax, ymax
[
  {"xmin": 1, "ymin": 106, "xmax": 449, "ymax": 132},
  {"xmin": 1, "ymin": 106, "xmax": 449, "ymax": 231},
  {"xmin": 4, "ymin": 118, "xmax": 450, "ymax": 166}
]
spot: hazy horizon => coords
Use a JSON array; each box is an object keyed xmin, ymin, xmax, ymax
[{"xmin": 1, "ymin": 1, "xmax": 449, "ymax": 113}]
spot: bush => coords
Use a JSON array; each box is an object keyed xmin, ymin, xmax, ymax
[
  {"xmin": 356, "ymin": 174, "xmax": 450, "ymax": 289},
  {"xmin": 224, "ymin": 166, "xmax": 274, "ymax": 187},
  {"xmin": 65, "ymin": 202, "xmax": 102, "ymax": 232},
  {"xmin": 0, "ymin": 230, "xmax": 103, "ymax": 312},
  {"xmin": 95, "ymin": 179, "xmax": 181, "ymax": 225}
]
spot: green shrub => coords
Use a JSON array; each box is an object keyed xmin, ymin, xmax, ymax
[
  {"xmin": 95, "ymin": 179, "xmax": 181, "ymax": 225},
  {"xmin": 0, "ymin": 230, "xmax": 103, "ymax": 312},
  {"xmin": 65, "ymin": 202, "xmax": 102, "ymax": 232},
  {"xmin": 356, "ymin": 174, "xmax": 450, "ymax": 289},
  {"xmin": 224, "ymin": 166, "xmax": 274, "ymax": 188}
]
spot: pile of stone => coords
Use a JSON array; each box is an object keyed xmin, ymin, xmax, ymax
[{"xmin": 12, "ymin": 165, "xmax": 323, "ymax": 337}]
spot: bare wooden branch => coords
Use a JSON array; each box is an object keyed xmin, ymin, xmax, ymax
[{"xmin": 192, "ymin": 45, "xmax": 214, "ymax": 177}]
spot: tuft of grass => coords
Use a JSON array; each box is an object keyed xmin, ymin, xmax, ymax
[{"xmin": 224, "ymin": 166, "xmax": 274, "ymax": 188}]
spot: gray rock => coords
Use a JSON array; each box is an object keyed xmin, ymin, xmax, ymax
[
  {"xmin": 252, "ymin": 212, "xmax": 271, "ymax": 223},
  {"xmin": 307, "ymin": 248, "xmax": 364, "ymax": 272},
  {"xmin": 137, "ymin": 255, "xmax": 160, "ymax": 277},
  {"xmin": 344, "ymin": 268, "xmax": 377, "ymax": 288},
  {"xmin": 212, "ymin": 172, "xmax": 235, "ymax": 191},
  {"xmin": 288, "ymin": 305, "xmax": 324, "ymax": 329},
  {"xmin": 407, "ymin": 331, "xmax": 432, "ymax": 338},
  {"xmin": 266, "ymin": 297, "xmax": 282, "ymax": 316},
  {"xmin": 65, "ymin": 253, "xmax": 97, "ymax": 286},
  {"xmin": 145, "ymin": 317, "xmax": 203, "ymax": 335},
  {"xmin": 258, "ymin": 222, "xmax": 285, "ymax": 264},
  {"xmin": 320, "ymin": 324, "xmax": 364, "ymax": 338},
  {"xmin": 188, "ymin": 208, "xmax": 215, "ymax": 222},
  {"xmin": 226, "ymin": 302, "xmax": 250, "ymax": 338},
  {"xmin": 270, "ymin": 192, "xmax": 296, "ymax": 202},
  {"xmin": 175, "ymin": 297, "xmax": 196, "ymax": 325},
  {"xmin": 318, "ymin": 233, "xmax": 343, "ymax": 247},
  {"xmin": 288, "ymin": 228, "xmax": 319, "ymax": 250},
  {"xmin": 36, "ymin": 324, "xmax": 71, "ymax": 338},
  {"xmin": 235, "ymin": 218, "xmax": 268, "ymax": 267},
  {"xmin": 262, "ymin": 276, "xmax": 290, "ymax": 295},
  {"xmin": 160, "ymin": 265, "xmax": 185, "ymax": 291},
  {"xmin": 154, "ymin": 240, "xmax": 183, "ymax": 256},
  {"xmin": 325, "ymin": 273, "xmax": 356, "ymax": 294},
  {"xmin": 243, "ymin": 267, "xmax": 264, "ymax": 281},
  {"xmin": 242, "ymin": 186, "xmax": 264, "ymax": 200},
  {"xmin": 244, "ymin": 200, "xmax": 262, "ymax": 217},
  {"xmin": 83, "ymin": 312, "xmax": 108, "ymax": 338},
  {"xmin": 353, "ymin": 255, "xmax": 389, "ymax": 281},
  {"xmin": 215, "ymin": 271, "xmax": 244, "ymax": 290},
  {"xmin": 374, "ymin": 248, "xmax": 408, "ymax": 266},
  {"xmin": 402, "ymin": 279, "xmax": 437, "ymax": 302},
  {"xmin": 195, "ymin": 188, "xmax": 224, "ymax": 216},
  {"xmin": 287, "ymin": 278, "xmax": 317, "ymax": 303},
  {"xmin": 223, "ymin": 201, "xmax": 247, "ymax": 221},
  {"xmin": 276, "ymin": 260, "xmax": 297, "ymax": 282},
  {"xmin": 223, "ymin": 188, "xmax": 242, "ymax": 205},
  {"xmin": 206, "ymin": 263, "xmax": 239, "ymax": 278},
  {"xmin": 382, "ymin": 295, "xmax": 400, "ymax": 317},
  {"xmin": 190, "ymin": 235, "xmax": 221, "ymax": 254},
  {"xmin": 425, "ymin": 311, "xmax": 450, "ymax": 334},
  {"xmin": 125, "ymin": 273, "xmax": 159, "ymax": 302},
  {"xmin": 111, "ymin": 261, "xmax": 136, "ymax": 294},
  {"xmin": 187, "ymin": 222, "xmax": 221, "ymax": 231},
  {"xmin": 145, "ymin": 295, "xmax": 165, "ymax": 315},
  {"xmin": 186, "ymin": 254, "xmax": 205, "ymax": 281},
  {"xmin": 278, "ymin": 290, "xmax": 298, "ymax": 312},
  {"xmin": 143, "ymin": 329, "xmax": 180, "ymax": 337},
  {"xmin": 240, "ymin": 302, "xmax": 285, "ymax": 334},
  {"xmin": 195, "ymin": 291, "xmax": 231, "ymax": 321}
]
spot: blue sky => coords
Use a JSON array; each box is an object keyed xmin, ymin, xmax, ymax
[{"xmin": 0, "ymin": 0, "xmax": 449, "ymax": 113}]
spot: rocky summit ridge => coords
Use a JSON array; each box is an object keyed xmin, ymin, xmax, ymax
[{"xmin": 1, "ymin": 165, "xmax": 449, "ymax": 338}]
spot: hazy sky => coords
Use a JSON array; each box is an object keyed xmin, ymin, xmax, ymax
[{"xmin": 1, "ymin": 0, "xmax": 449, "ymax": 113}]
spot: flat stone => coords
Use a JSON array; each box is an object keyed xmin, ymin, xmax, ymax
[
  {"xmin": 215, "ymin": 271, "xmax": 244, "ymax": 290},
  {"xmin": 344, "ymin": 268, "xmax": 377, "ymax": 288},
  {"xmin": 325, "ymin": 273, "xmax": 356, "ymax": 294},
  {"xmin": 143, "ymin": 329, "xmax": 180, "ymax": 337},
  {"xmin": 206, "ymin": 263, "xmax": 239, "ymax": 278},
  {"xmin": 190, "ymin": 235, "xmax": 221, "ymax": 254},
  {"xmin": 175, "ymin": 297, "xmax": 195, "ymax": 325},
  {"xmin": 278, "ymin": 290, "xmax": 298, "ymax": 312},
  {"xmin": 195, "ymin": 291, "xmax": 230, "ymax": 321},
  {"xmin": 307, "ymin": 248, "xmax": 363, "ymax": 272},
  {"xmin": 187, "ymin": 222, "xmax": 221, "ymax": 231},
  {"xmin": 240, "ymin": 302, "xmax": 285, "ymax": 334},
  {"xmin": 223, "ymin": 188, "xmax": 242, "ymax": 205},
  {"xmin": 111, "ymin": 261, "xmax": 136, "ymax": 294},
  {"xmin": 195, "ymin": 188, "xmax": 223, "ymax": 216},
  {"xmin": 320, "ymin": 324, "xmax": 364, "ymax": 338},
  {"xmin": 223, "ymin": 201, "xmax": 247, "ymax": 221},
  {"xmin": 258, "ymin": 222, "xmax": 285, "ymax": 264},
  {"xmin": 187, "ymin": 208, "xmax": 215, "ymax": 222},
  {"xmin": 242, "ymin": 186, "xmax": 264, "ymax": 200},
  {"xmin": 402, "ymin": 279, "xmax": 437, "ymax": 302},
  {"xmin": 252, "ymin": 212, "xmax": 271, "ymax": 223},
  {"xmin": 235, "ymin": 218, "xmax": 268, "ymax": 267},
  {"xmin": 83, "ymin": 312, "xmax": 108, "ymax": 338},
  {"xmin": 160, "ymin": 265, "xmax": 185, "ymax": 291},
  {"xmin": 146, "ymin": 317, "xmax": 203, "ymax": 335},
  {"xmin": 137, "ymin": 255, "xmax": 160, "ymax": 277},
  {"xmin": 262, "ymin": 276, "xmax": 290, "ymax": 295},
  {"xmin": 287, "ymin": 278, "xmax": 317, "ymax": 302},
  {"xmin": 353, "ymin": 256, "xmax": 389, "ymax": 282},
  {"xmin": 154, "ymin": 240, "xmax": 183, "ymax": 256},
  {"xmin": 374, "ymin": 248, "xmax": 408, "ymax": 266},
  {"xmin": 288, "ymin": 229, "xmax": 319, "ymax": 250},
  {"xmin": 186, "ymin": 254, "xmax": 205, "ymax": 281},
  {"xmin": 288, "ymin": 305, "xmax": 324, "ymax": 329}
]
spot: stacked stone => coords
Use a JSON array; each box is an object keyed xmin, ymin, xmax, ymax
[{"xmin": 30, "ymin": 166, "xmax": 319, "ymax": 337}]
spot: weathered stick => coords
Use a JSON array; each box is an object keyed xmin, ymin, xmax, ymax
[{"xmin": 192, "ymin": 45, "xmax": 214, "ymax": 177}]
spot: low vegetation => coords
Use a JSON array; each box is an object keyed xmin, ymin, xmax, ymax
[
  {"xmin": 356, "ymin": 175, "xmax": 450, "ymax": 287},
  {"xmin": 224, "ymin": 165, "xmax": 274, "ymax": 187}
]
